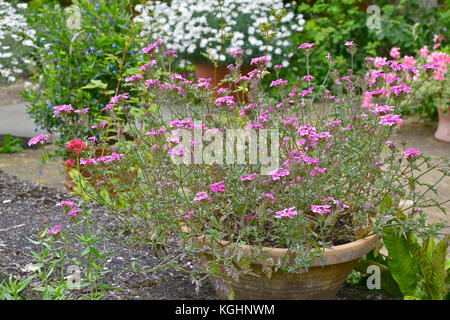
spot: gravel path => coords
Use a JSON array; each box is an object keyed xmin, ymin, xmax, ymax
[{"xmin": 0, "ymin": 171, "xmax": 397, "ymax": 300}]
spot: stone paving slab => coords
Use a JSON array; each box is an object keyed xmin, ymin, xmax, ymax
[{"xmin": 0, "ymin": 103, "xmax": 48, "ymax": 138}]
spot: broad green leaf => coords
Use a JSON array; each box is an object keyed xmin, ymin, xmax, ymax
[
  {"xmin": 81, "ymin": 79, "xmax": 107, "ymax": 90},
  {"xmin": 383, "ymin": 226, "xmax": 418, "ymax": 297}
]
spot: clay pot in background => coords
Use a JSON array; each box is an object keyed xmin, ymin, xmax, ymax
[
  {"xmin": 434, "ymin": 107, "xmax": 450, "ymax": 143},
  {"xmin": 194, "ymin": 62, "xmax": 252, "ymax": 100}
]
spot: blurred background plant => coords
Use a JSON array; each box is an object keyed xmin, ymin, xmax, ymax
[
  {"xmin": 288, "ymin": 0, "xmax": 449, "ymax": 82},
  {"xmin": 19, "ymin": 0, "xmax": 145, "ymax": 158},
  {"xmin": 0, "ymin": 0, "xmax": 35, "ymax": 86},
  {"xmin": 134, "ymin": 0, "xmax": 305, "ymax": 68},
  {"xmin": 0, "ymin": 134, "xmax": 24, "ymax": 153}
]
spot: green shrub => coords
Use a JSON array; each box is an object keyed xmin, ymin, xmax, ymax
[{"xmin": 20, "ymin": 0, "xmax": 144, "ymax": 157}]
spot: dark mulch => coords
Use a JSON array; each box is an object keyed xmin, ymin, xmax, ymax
[{"xmin": 0, "ymin": 170, "xmax": 398, "ymax": 300}]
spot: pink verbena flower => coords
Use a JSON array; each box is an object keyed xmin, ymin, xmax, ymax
[
  {"xmin": 142, "ymin": 40, "xmax": 165, "ymax": 54},
  {"xmin": 28, "ymin": 134, "xmax": 52, "ymax": 146},
  {"xmin": 275, "ymin": 207, "xmax": 298, "ymax": 219},
  {"xmin": 402, "ymin": 56, "xmax": 416, "ymax": 67},
  {"xmin": 402, "ymin": 148, "xmax": 420, "ymax": 160},
  {"xmin": 184, "ymin": 211, "xmax": 194, "ymax": 219},
  {"xmin": 250, "ymin": 56, "xmax": 270, "ymax": 66},
  {"xmin": 298, "ymin": 43, "xmax": 314, "ymax": 49},
  {"xmin": 68, "ymin": 207, "xmax": 80, "ymax": 217},
  {"xmin": 268, "ymin": 168, "xmax": 290, "ymax": 180},
  {"xmin": 74, "ymin": 108, "xmax": 89, "ymax": 114},
  {"xmin": 240, "ymin": 173, "xmax": 258, "ymax": 181},
  {"xmin": 164, "ymin": 50, "xmax": 177, "ymax": 57},
  {"xmin": 419, "ymin": 46, "xmax": 429, "ymax": 57},
  {"xmin": 215, "ymin": 95, "xmax": 235, "ymax": 108},
  {"xmin": 125, "ymin": 74, "xmax": 143, "ymax": 83},
  {"xmin": 230, "ymin": 49, "xmax": 243, "ymax": 57},
  {"xmin": 210, "ymin": 181, "xmax": 225, "ymax": 193},
  {"xmin": 139, "ymin": 60, "xmax": 157, "ymax": 72},
  {"xmin": 56, "ymin": 201, "xmax": 76, "ymax": 208},
  {"xmin": 53, "ymin": 104, "xmax": 73, "ymax": 117},
  {"xmin": 379, "ymin": 114, "xmax": 403, "ymax": 127},
  {"xmin": 46, "ymin": 225, "xmax": 62, "ymax": 235},
  {"xmin": 390, "ymin": 46, "xmax": 401, "ymax": 59},
  {"xmin": 263, "ymin": 193, "xmax": 276, "ymax": 201},
  {"xmin": 193, "ymin": 191, "xmax": 211, "ymax": 202},
  {"xmin": 311, "ymin": 205, "xmax": 331, "ymax": 215},
  {"xmin": 370, "ymin": 104, "xmax": 394, "ymax": 115},
  {"xmin": 373, "ymin": 57, "xmax": 387, "ymax": 68},
  {"xmin": 270, "ymin": 79, "xmax": 288, "ymax": 87}
]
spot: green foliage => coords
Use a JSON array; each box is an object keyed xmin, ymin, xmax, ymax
[
  {"xmin": 0, "ymin": 134, "xmax": 24, "ymax": 153},
  {"xmin": 20, "ymin": 0, "xmax": 144, "ymax": 156},
  {"xmin": 383, "ymin": 227, "xmax": 449, "ymax": 300},
  {"xmin": 355, "ymin": 250, "xmax": 403, "ymax": 297},
  {"xmin": 0, "ymin": 274, "xmax": 36, "ymax": 300}
]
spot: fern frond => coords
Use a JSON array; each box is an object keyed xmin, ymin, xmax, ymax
[
  {"xmin": 383, "ymin": 227, "xmax": 418, "ymax": 297},
  {"xmin": 430, "ymin": 239, "xmax": 448, "ymax": 300}
]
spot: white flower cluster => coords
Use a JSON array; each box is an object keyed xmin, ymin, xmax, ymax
[
  {"xmin": 134, "ymin": 0, "xmax": 305, "ymax": 67},
  {"xmin": 0, "ymin": 2, "xmax": 35, "ymax": 84}
]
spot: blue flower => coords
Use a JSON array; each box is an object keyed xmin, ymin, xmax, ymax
[
  {"xmin": 112, "ymin": 44, "xmax": 116, "ymax": 48},
  {"xmin": 96, "ymin": 50, "xmax": 102, "ymax": 54}
]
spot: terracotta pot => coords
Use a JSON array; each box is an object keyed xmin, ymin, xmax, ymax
[
  {"xmin": 186, "ymin": 225, "xmax": 378, "ymax": 300},
  {"xmin": 194, "ymin": 62, "xmax": 251, "ymax": 100},
  {"xmin": 434, "ymin": 107, "xmax": 450, "ymax": 143}
]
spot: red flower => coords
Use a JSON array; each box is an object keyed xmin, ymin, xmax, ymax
[{"xmin": 65, "ymin": 138, "xmax": 88, "ymax": 155}]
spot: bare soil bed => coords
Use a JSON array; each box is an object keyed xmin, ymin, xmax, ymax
[{"xmin": 0, "ymin": 171, "xmax": 397, "ymax": 300}]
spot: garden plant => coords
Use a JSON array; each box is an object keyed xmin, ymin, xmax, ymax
[
  {"xmin": 27, "ymin": 34, "xmax": 449, "ymax": 299},
  {"xmin": 1, "ymin": 0, "xmax": 449, "ymax": 302}
]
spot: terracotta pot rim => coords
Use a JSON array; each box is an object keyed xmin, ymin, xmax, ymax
[{"xmin": 180, "ymin": 224, "xmax": 378, "ymax": 267}]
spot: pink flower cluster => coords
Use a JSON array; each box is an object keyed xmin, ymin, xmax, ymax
[
  {"xmin": 125, "ymin": 74, "xmax": 143, "ymax": 83},
  {"xmin": 402, "ymin": 148, "xmax": 420, "ymax": 160},
  {"xmin": 193, "ymin": 191, "xmax": 211, "ymax": 202},
  {"xmin": 28, "ymin": 134, "xmax": 53, "ymax": 146},
  {"xmin": 275, "ymin": 207, "xmax": 298, "ymax": 219},
  {"xmin": 215, "ymin": 96, "xmax": 235, "ymax": 109},
  {"xmin": 250, "ymin": 56, "xmax": 270, "ymax": 66},
  {"xmin": 79, "ymin": 152, "xmax": 124, "ymax": 166},
  {"xmin": 210, "ymin": 181, "xmax": 225, "ymax": 193},
  {"xmin": 56, "ymin": 201, "xmax": 79, "ymax": 217},
  {"xmin": 268, "ymin": 168, "xmax": 290, "ymax": 180},
  {"xmin": 379, "ymin": 114, "xmax": 403, "ymax": 127},
  {"xmin": 53, "ymin": 104, "xmax": 73, "ymax": 117},
  {"xmin": 142, "ymin": 40, "xmax": 165, "ymax": 54},
  {"xmin": 46, "ymin": 225, "xmax": 62, "ymax": 235}
]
